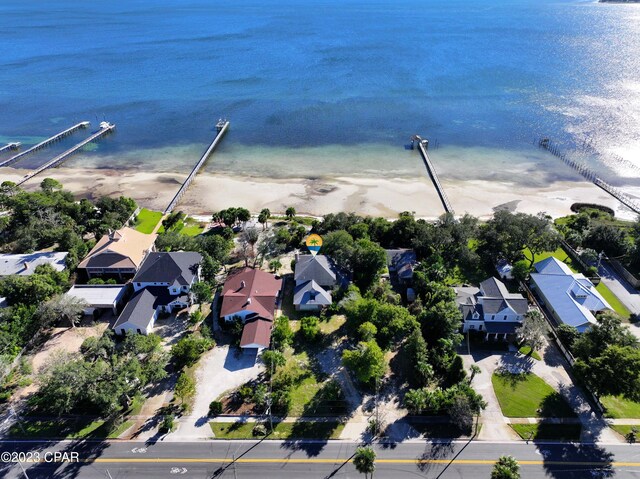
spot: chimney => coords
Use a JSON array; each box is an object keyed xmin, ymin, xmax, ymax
[
  {"xmin": 247, "ymin": 298, "xmax": 252, "ymax": 305},
  {"xmin": 23, "ymin": 261, "xmax": 29, "ymax": 270},
  {"xmin": 240, "ymin": 280, "xmax": 246, "ymax": 289},
  {"xmin": 295, "ymin": 252, "xmax": 299, "ymax": 262},
  {"xmin": 108, "ymin": 229, "xmax": 114, "ymax": 240}
]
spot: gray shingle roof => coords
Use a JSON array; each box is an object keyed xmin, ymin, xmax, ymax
[
  {"xmin": 294, "ymin": 255, "xmax": 337, "ymax": 287},
  {"xmin": 113, "ymin": 286, "xmax": 189, "ymax": 330},
  {"xmin": 293, "ymin": 280, "xmax": 332, "ymax": 306},
  {"xmin": 485, "ymin": 322, "xmax": 521, "ymax": 334},
  {"xmin": 134, "ymin": 252, "xmax": 202, "ymax": 287}
]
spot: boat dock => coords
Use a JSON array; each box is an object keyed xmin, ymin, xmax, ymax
[
  {"xmin": 164, "ymin": 119, "xmax": 230, "ymax": 214},
  {"xmin": 411, "ymin": 134, "xmax": 454, "ymax": 215},
  {"xmin": 0, "ymin": 142, "xmax": 21, "ymax": 153},
  {"xmin": 17, "ymin": 121, "xmax": 115, "ymax": 186},
  {"xmin": 538, "ymin": 137, "xmax": 640, "ymax": 216},
  {"xmin": 0, "ymin": 121, "xmax": 90, "ymax": 168}
]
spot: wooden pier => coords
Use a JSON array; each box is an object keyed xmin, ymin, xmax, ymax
[
  {"xmin": 164, "ymin": 119, "xmax": 230, "ymax": 215},
  {"xmin": 0, "ymin": 121, "xmax": 90, "ymax": 168},
  {"xmin": 538, "ymin": 137, "xmax": 640, "ymax": 216},
  {"xmin": 17, "ymin": 122, "xmax": 115, "ymax": 186},
  {"xmin": 0, "ymin": 142, "xmax": 21, "ymax": 154},
  {"xmin": 411, "ymin": 134, "xmax": 454, "ymax": 215}
]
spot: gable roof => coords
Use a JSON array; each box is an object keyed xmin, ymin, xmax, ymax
[
  {"xmin": 295, "ymin": 255, "xmax": 338, "ymax": 286},
  {"xmin": 79, "ymin": 227, "xmax": 157, "ymax": 270},
  {"xmin": 113, "ymin": 286, "xmax": 189, "ymax": 330},
  {"xmin": 240, "ymin": 318, "xmax": 272, "ymax": 349},
  {"xmin": 293, "ymin": 280, "xmax": 332, "ymax": 306},
  {"xmin": 530, "ymin": 257, "xmax": 612, "ymax": 330},
  {"xmin": 479, "ymin": 277, "xmax": 529, "ymax": 315},
  {"xmin": 134, "ymin": 252, "xmax": 202, "ymax": 286},
  {"xmin": 221, "ymin": 267, "xmax": 282, "ymax": 320},
  {"xmin": 0, "ymin": 252, "xmax": 68, "ymax": 276},
  {"xmin": 386, "ymin": 249, "xmax": 417, "ymax": 279}
]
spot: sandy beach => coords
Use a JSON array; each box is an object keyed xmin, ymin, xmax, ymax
[{"xmin": 2, "ymin": 165, "xmax": 636, "ymax": 221}]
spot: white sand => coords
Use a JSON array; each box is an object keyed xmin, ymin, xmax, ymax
[{"xmin": 1, "ymin": 165, "xmax": 637, "ymax": 220}]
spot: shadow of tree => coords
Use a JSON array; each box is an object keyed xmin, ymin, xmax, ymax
[
  {"xmin": 537, "ymin": 443, "xmax": 615, "ymax": 479},
  {"xmin": 19, "ymin": 438, "xmax": 111, "ymax": 479}
]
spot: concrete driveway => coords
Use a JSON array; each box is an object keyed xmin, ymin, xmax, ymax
[{"xmin": 169, "ymin": 344, "xmax": 264, "ymax": 440}]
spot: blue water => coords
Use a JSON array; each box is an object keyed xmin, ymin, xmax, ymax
[{"xmin": 0, "ymin": 0, "xmax": 639, "ymax": 183}]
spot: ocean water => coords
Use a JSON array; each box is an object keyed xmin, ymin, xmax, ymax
[{"xmin": 0, "ymin": 0, "xmax": 639, "ymax": 187}]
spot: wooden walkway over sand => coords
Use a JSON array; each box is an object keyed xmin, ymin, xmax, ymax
[
  {"xmin": 17, "ymin": 122, "xmax": 115, "ymax": 186},
  {"xmin": 0, "ymin": 121, "xmax": 90, "ymax": 168},
  {"xmin": 412, "ymin": 135, "xmax": 454, "ymax": 215},
  {"xmin": 164, "ymin": 119, "xmax": 230, "ymax": 215}
]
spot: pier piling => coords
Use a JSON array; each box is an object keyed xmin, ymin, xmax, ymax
[
  {"xmin": 17, "ymin": 122, "xmax": 115, "ymax": 186},
  {"xmin": 0, "ymin": 122, "xmax": 90, "ymax": 168},
  {"xmin": 164, "ymin": 119, "xmax": 230, "ymax": 215}
]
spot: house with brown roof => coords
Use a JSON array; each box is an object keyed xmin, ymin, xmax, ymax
[
  {"xmin": 221, "ymin": 267, "xmax": 282, "ymax": 351},
  {"xmin": 78, "ymin": 227, "xmax": 157, "ymax": 279}
]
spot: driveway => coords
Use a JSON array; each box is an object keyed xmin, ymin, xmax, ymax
[{"xmin": 169, "ymin": 344, "xmax": 264, "ymax": 440}]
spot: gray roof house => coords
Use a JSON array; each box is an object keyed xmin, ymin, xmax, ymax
[
  {"xmin": 113, "ymin": 252, "xmax": 203, "ymax": 336},
  {"xmin": 386, "ymin": 249, "xmax": 418, "ymax": 282},
  {"xmin": 529, "ymin": 257, "xmax": 611, "ymax": 333},
  {"xmin": 293, "ymin": 254, "xmax": 339, "ymax": 312},
  {"xmin": 0, "ymin": 252, "xmax": 68, "ymax": 276},
  {"xmin": 454, "ymin": 277, "xmax": 529, "ymax": 339}
]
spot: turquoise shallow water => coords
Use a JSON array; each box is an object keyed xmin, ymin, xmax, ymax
[{"xmin": 0, "ymin": 0, "xmax": 639, "ymax": 186}]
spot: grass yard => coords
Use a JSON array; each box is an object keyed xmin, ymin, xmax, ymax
[
  {"xmin": 492, "ymin": 372, "xmax": 576, "ymax": 418},
  {"xmin": 210, "ymin": 421, "xmax": 345, "ymax": 440},
  {"xmin": 409, "ymin": 422, "xmax": 481, "ymax": 439},
  {"xmin": 107, "ymin": 420, "xmax": 135, "ymax": 439},
  {"xmin": 134, "ymin": 208, "xmax": 163, "ymax": 234},
  {"xmin": 601, "ymin": 395, "xmax": 640, "ymax": 419},
  {"xmin": 510, "ymin": 423, "xmax": 582, "ymax": 441},
  {"xmin": 9, "ymin": 419, "xmax": 110, "ymax": 439},
  {"xmin": 595, "ymin": 283, "xmax": 631, "ymax": 320},
  {"xmin": 518, "ymin": 345, "xmax": 541, "ymax": 360},
  {"xmin": 523, "ymin": 247, "xmax": 578, "ymax": 273},
  {"xmin": 610, "ymin": 425, "xmax": 639, "ymax": 440}
]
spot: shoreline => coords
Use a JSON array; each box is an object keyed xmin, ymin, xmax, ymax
[{"xmin": 1, "ymin": 165, "xmax": 637, "ymax": 221}]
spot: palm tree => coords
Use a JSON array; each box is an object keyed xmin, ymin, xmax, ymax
[
  {"xmin": 258, "ymin": 208, "xmax": 271, "ymax": 230},
  {"xmin": 469, "ymin": 364, "xmax": 481, "ymax": 384},
  {"xmin": 269, "ymin": 259, "xmax": 282, "ymax": 274},
  {"xmin": 285, "ymin": 206, "xmax": 296, "ymax": 220},
  {"xmin": 491, "ymin": 455, "xmax": 520, "ymax": 479},
  {"xmin": 353, "ymin": 446, "xmax": 376, "ymax": 478}
]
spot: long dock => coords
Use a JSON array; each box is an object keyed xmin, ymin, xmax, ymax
[
  {"xmin": 0, "ymin": 121, "xmax": 90, "ymax": 168},
  {"xmin": 17, "ymin": 122, "xmax": 115, "ymax": 186},
  {"xmin": 538, "ymin": 137, "xmax": 640, "ymax": 216},
  {"xmin": 412, "ymin": 135, "xmax": 454, "ymax": 215},
  {"xmin": 164, "ymin": 119, "xmax": 230, "ymax": 214},
  {"xmin": 0, "ymin": 142, "xmax": 21, "ymax": 154}
]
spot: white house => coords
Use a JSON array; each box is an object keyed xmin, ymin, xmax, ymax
[
  {"xmin": 455, "ymin": 277, "xmax": 529, "ymax": 340},
  {"xmin": 112, "ymin": 252, "xmax": 203, "ymax": 336},
  {"xmin": 529, "ymin": 257, "xmax": 612, "ymax": 333},
  {"xmin": 293, "ymin": 254, "xmax": 338, "ymax": 312}
]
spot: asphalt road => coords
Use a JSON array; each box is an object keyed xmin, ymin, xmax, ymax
[{"xmin": 2, "ymin": 439, "xmax": 640, "ymax": 479}]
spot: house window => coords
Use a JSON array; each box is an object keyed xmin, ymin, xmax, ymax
[
  {"xmin": 491, "ymin": 315, "xmax": 495, "ymax": 320},
  {"xmin": 503, "ymin": 315, "xmax": 507, "ymax": 320},
  {"xmin": 479, "ymin": 325, "xmax": 483, "ymax": 331},
  {"xmin": 469, "ymin": 325, "xmax": 475, "ymax": 330},
  {"xmin": 136, "ymin": 283, "xmax": 141, "ymax": 287}
]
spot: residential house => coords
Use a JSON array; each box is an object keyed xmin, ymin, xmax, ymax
[
  {"xmin": 293, "ymin": 254, "xmax": 338, "ymax": 311},
  {"xmin": 386, "ymin": 249, "xmax": 418, "ymax": 284},
  {"xmin": 529, "ymin": 256, "xmax": 611, "ymax": 333},
  {"xmin": 78, "ymin": 227, "xmax": 157, "ymax": 279},
  {"xmin": 0, "ymin": 252, "xmax": 68, "ymax": 276},
  {"xmin": 454, "ymin": 277, "xmax": 529, "ymax": 340},
  {"xmin": 112, "ymin": 252, "xmax": 202, "ymax": 335},
  {"xmin": 221, "ymin": 267, "xmax": 282, "ymax": 351}
]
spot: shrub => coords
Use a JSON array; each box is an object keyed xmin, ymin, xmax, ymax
[
  {"xmin": 252, "ymin": 424, "xmax": 268, "ymax": 437},
  {"xmin": 357, "ymin": 322, "xmax": 377, "ymax": 341},
  {"xmin": 208, "ymin": 400, "xmax": 223, "ymax": 416},
  {"xmin": 160, "ymin": 414, "xmax": 175, "ymax": 433},
  {"xmin": 300, "ymin": 316, "xmax": 320, "ymax": 341},
  {"xmin": 171, "ymin": 334, "xmax": 214, "ymax": 369},
  {"xmin": 238, "ymin": 385, "xmax": 253, "ymax": 403}
]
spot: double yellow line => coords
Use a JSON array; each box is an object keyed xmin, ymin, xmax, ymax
[{"xmin": 85, "ymin": 458, "xmax": 640, "ymax": 467}]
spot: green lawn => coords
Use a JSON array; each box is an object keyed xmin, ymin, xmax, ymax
[
  {"xmin": 409, "ymin": 422, "xmax": 480, "ymax": 439},
  {"xmin": 134, "ymin": 208, "xmax": 163, "ymax": 234},
  {"xmin": 107, "ymin": 420, "xmax": 135, "ymax": 439},
  {"xmin": 9, "ymin": 419, "xmax": 106, "ymax": 439},
  {"xmin": 610, "ymin": 425, "xmax": 639, "ymax": 439},
  {"xmin": 595, "ymin": 283, "xmax": 631, "ymax": 320},
  {"xmin": 518, "ymin": 345, "xmax": 541, "ymax": 360},
  {"xmin": 210, "ymin": 421, "xmax": 345, "ymax": 440},
  {"xmin": 601, "ymin": 395, "xmax": 640, "ymax": 419},
  {"xmin": 523, "ymin": 247, "xmax": 577, "ymax": 273},
  {"xmin": 492, "ymin": 372, "xmax": 576, "ymax": 418},
  {"xmin": 510, "ymin": 423, "xmax": 582, "ymax": 441}
]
